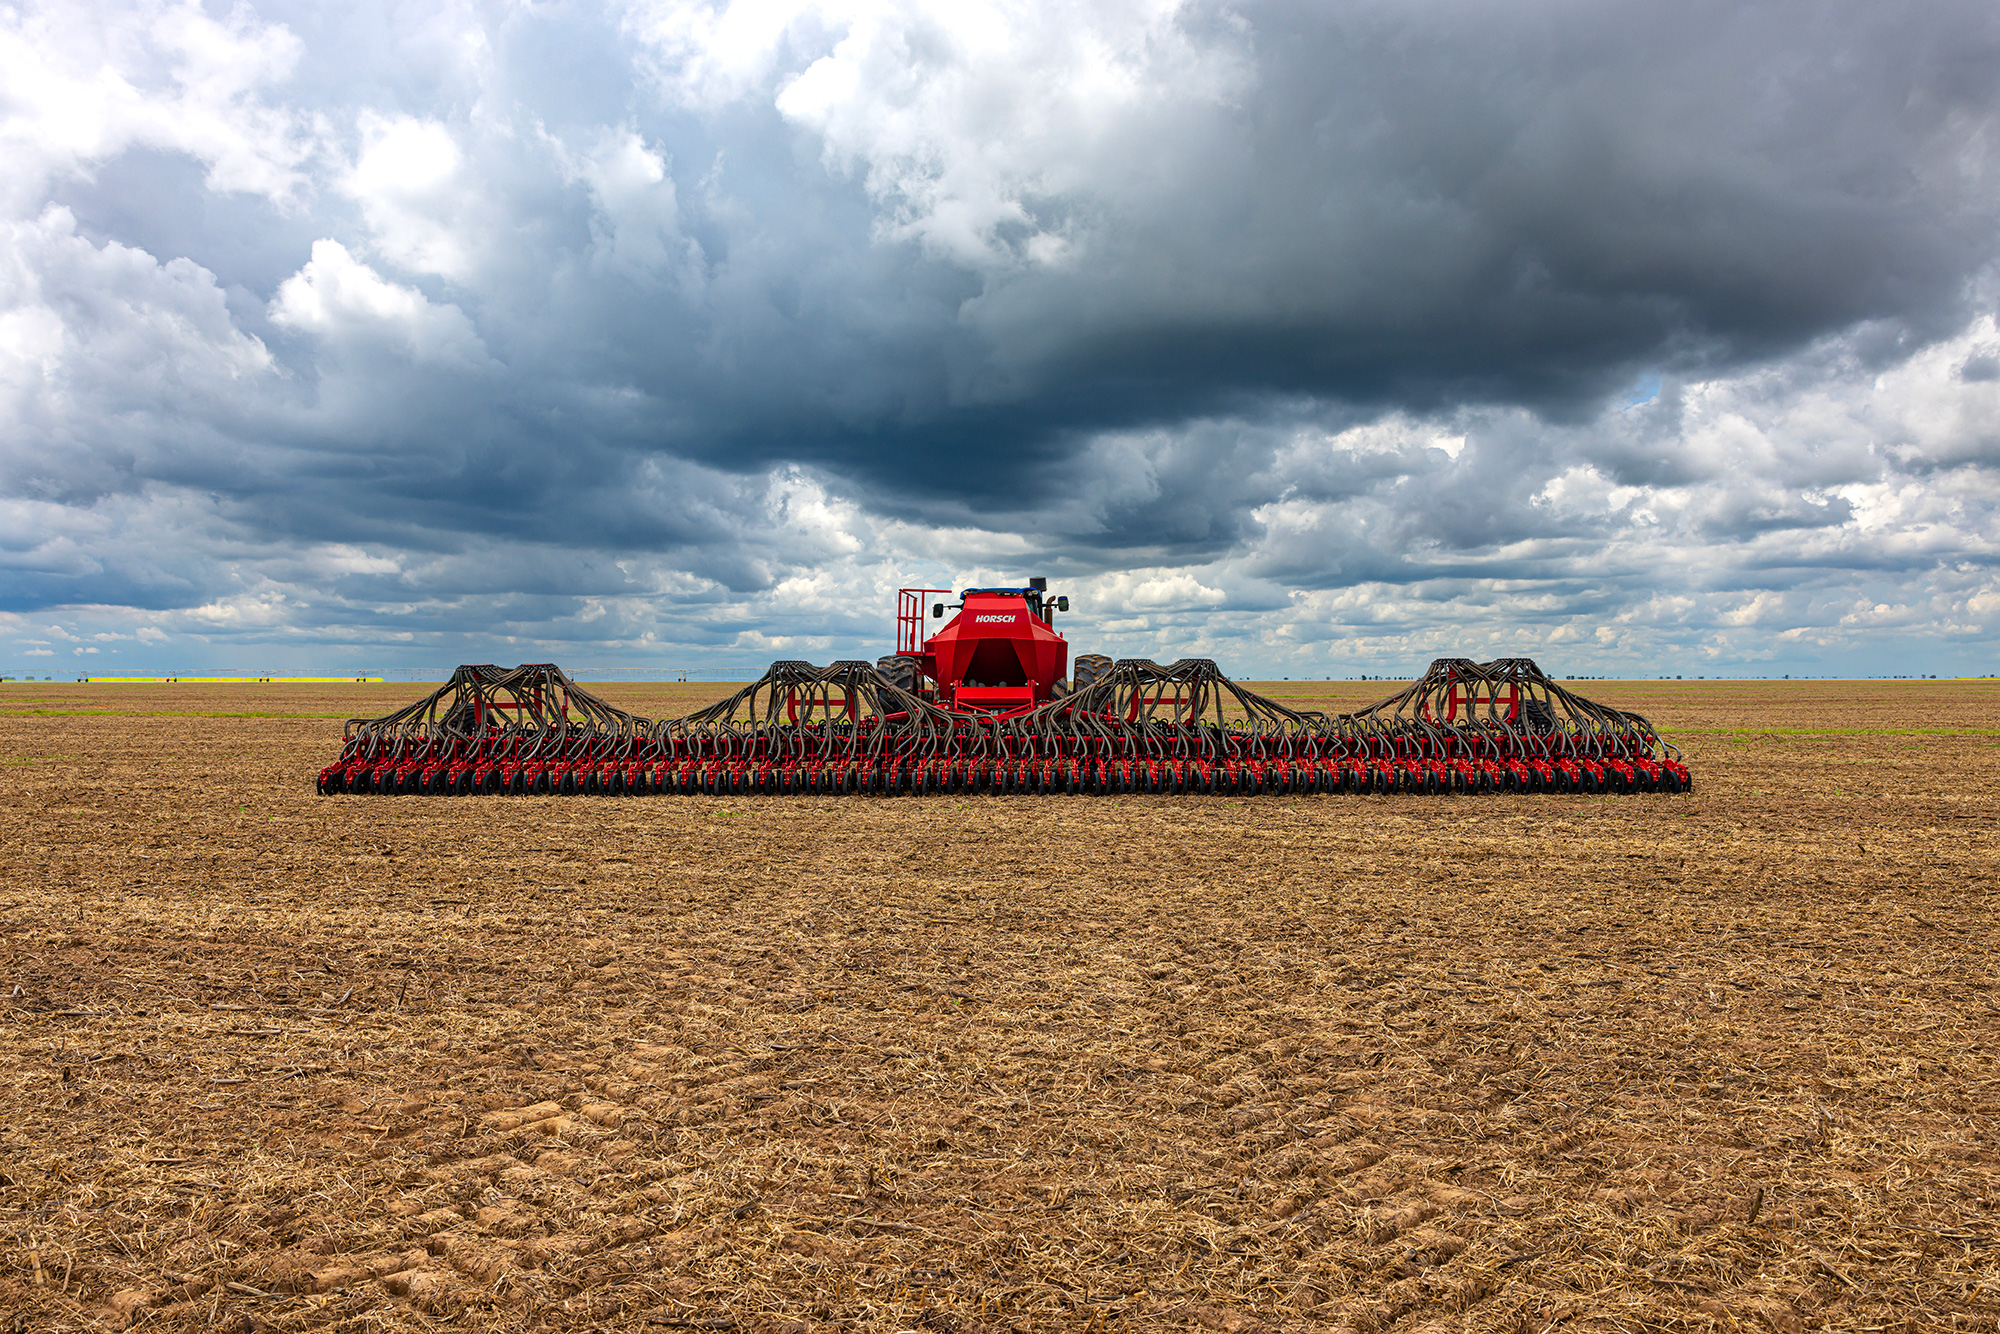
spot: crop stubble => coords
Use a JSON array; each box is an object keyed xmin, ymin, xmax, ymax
[{"xmin": 0, "ymin": 680, "xmax": 1996, "ymax": 1332}]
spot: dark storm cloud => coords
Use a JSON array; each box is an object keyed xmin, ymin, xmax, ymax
[
  {"xmin": 51, "ymin": 3, "xmax": 2000, "ymax": 495},
  {"xmin": 900, "ymin": 0, "xmax": 2000, "ymax": 453}
]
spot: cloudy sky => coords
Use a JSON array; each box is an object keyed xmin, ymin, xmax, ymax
[{"xmin": 4, "ymin": 0, "xmax": 1999, "ymax": 679}]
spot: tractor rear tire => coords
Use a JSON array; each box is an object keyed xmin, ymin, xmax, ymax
[
  {"xmin": 877, "ymin": 655, "xmax": 921, "ymax": 694},
  {"xmin": 1071, "ymin": 653, "xmax": 1113, "ymax": 693}
]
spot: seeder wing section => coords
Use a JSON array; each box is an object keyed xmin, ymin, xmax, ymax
[
  {"xmin": 316, "ymin": 664, "xmax": 644, "ymax": 795},
  {"xmin": 316, "ymin": 657, "xmax": 1690, "ymax": 796},
  {"xmin": 1328, "ymin": 658, "xmax": 1691, "ymax": 794}
]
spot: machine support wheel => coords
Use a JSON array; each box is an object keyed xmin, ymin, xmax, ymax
[{"xmin": 1071, "ymin": 653, "xmax": 1113, "ymax": 693}]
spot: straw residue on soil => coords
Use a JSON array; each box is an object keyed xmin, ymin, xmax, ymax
[{"xmin": 0, "ymin": 679, "xmax": 1997, "ymax": 1332}]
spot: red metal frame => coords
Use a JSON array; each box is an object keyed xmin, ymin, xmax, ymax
[
  {"xmin": 1422, "ymin": 682, "xmax": 1520, "ymax": 722},
  {"xmin": 1128, "ymin": 690, "xmax": 1189, "ymax": 722},
  {"xmin": 471, "ymin": 682, "xmax": 550, "ymax": 730},
  {"xmin": 897, "ymin": 587, "xmax": 952, "ymax": 656},
  {"xmin": 785, "ymin": 690, "xmax": 859, "ymax": 723},
  {"xmin": 953, "ymin": 684, "xmax": 1039, "ymax": 716}
]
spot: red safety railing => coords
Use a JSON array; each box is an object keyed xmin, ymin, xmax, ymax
[{"xmin": 897, "ymin": 587, "xmax": 952, "ymax": 656}]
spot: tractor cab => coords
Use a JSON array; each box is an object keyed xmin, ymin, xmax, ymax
[{"xmin": 897, "ymin": 578, "xmax": 1070, "ymax": 714}]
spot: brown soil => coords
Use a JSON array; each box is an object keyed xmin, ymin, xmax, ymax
[{"xmin": 1, "ymin": 679, "xmax": 1996, "ymax": 1333}]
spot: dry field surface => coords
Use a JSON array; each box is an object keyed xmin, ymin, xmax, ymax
[{"xmin": 1, "ymin": 678, "xmax": 1997, "ymax": 1333}]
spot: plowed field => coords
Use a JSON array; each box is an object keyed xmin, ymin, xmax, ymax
[{"xmin": 1, "ymin": 679, "xmax": 1996, "ymax": 1333}]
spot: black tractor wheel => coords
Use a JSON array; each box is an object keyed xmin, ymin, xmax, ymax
[
  {"xmin": 1071, "ymin": 653, "xmax": 1113, "ymax": 693},
  {"xmin": 876, "ymin": 655, "xmax": 921, "ymax": 694}
]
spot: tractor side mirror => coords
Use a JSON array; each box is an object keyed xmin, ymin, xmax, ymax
[
  {"xmin": 1057, "ymin": 596, "xmax": 1069, "ymax": 611},
  {"xmin": 932, "ymin": 603, "xmax": 944, "ymax": 618}
]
